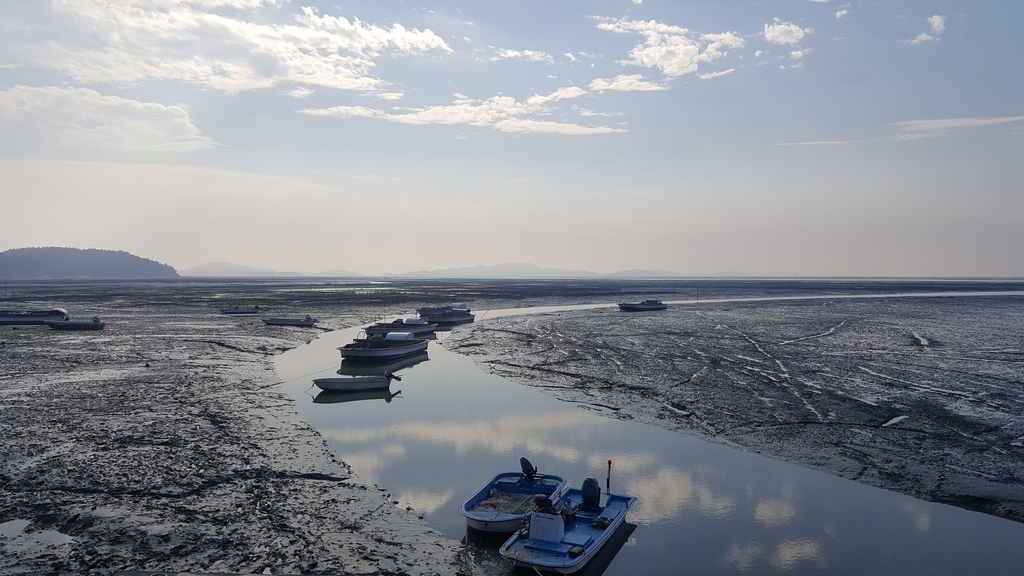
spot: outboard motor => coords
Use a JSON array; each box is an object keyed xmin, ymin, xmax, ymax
[
  {"xmin": 581, "ymin": 477, "xmax": 601, "ymax": 511},
  {"xmin": 520, "ymin": 457, "xmax": 538, "ymax": 482}
]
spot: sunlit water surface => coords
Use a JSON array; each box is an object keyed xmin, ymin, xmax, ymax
[{"xmin": 276, "ymin": 320, "xmax": 1024, "ymax": 576}]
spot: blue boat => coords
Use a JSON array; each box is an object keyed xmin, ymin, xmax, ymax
[
  {"xmin": 460, "ymin": 458, "xmax": 567, "ymax": 534},
  {"xmin": 499, "ymin": 477, "xmax": 637, "ymax": 574}
]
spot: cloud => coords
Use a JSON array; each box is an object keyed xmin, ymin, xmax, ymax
[
  {"xmin": 491, "ymin": 49, "xmax": 554, "ymax": 63},
  {"xmin": 699, "ymin": 69, "xmax": 734, "ymax": 80},
  {"xmin": 596, "ymin": 18, "xmax": 743, "ymax": 77},
  {"xmin": 904, "ymin": 15, "xmax": 945, "ymax": 44},
  {"xmin": 790, "ymin": 50, "xmax": 806, "ymax": 60},
  {"xmin": 374, "ymin": 92, "xmax": 404, "ymax": 101},
  {"xmin": 589, "ymin": 74, "xmax": 666, "ymax": 91},
  {"xmin": 764, "ymin": 19, "xmax": 812, "ymax": 45},
  {"xmin": 0, "ymin": 85, "xmax": 216, "ymax": 151},
  {"xmin": 15, "ymin": 1, "xmax": 451, "ymax": 94},
  {"xmin": 776, "ymin": 116, "xmax": 1024, "ymax": 146},
  {"xmin": 288, "ymin": 87, "xmax": 314, "ymax": 99},
  {"xmin": 836, "ymin": 9, "xmax": 848, "ymax": 18},
  {"xmin": 300, "ymin": 88, "xmax": 625, "ymax": 135}
]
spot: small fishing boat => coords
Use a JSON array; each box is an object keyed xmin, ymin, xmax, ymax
[
  {"xmin": 339, "ymin": 332, "xmax": 430, "ymax": 361},
  {"xmin": 499, "ymin": 477, "xmax": 637, "ymax": 574},
  {"xmin": 416, "ymin": 303, "xmax": 470, "ymax": 316},
  {"xmin": 419, "ymin": 307, "xmax": 475, "ymax": 325},
  {"xmin": 338, "ymin": 352, "xmax": 429, "ymax": 376},
  {"xmin": 46, "ymin": 317, "xmax": 105, "ymax": 331},
  {"xmin": 618, "ymin": 299, "xmax": 668, "ymax": 311},
  {"xmin": 460, "ymin": 458, "xmax": 567, "ymax": 534},
  {"xmin": 312, "ymin": 371, "xmax": 400, "ymax": 392},
  {"xmin": 365, "ymin": 317, "xmax": 438, "ymax": 337},
  {"xmin": 263, "ymin": 315, "xmax": 317, "ymax": 327},
  {"xmin": 0, "ymin": 309, "xmax": 69, "ymax": 325},
  {"xmin": 221, "ymin": 305, "xmax": 261, "ymax": 314},
  {"xmin": 313, "ymin": 388, "xmax": 401, "ymax": 405}
]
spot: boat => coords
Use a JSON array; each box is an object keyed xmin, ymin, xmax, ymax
[
  {"xmin": 46, "ymin": 317, "xmax": 105, "ymax": 331},
  {"xmin": 618, "ymin": 299, "xmax": 668, "ymax": 311},
  {"xmin": 338, "ymin": 332, "xmax": 429, "ymax": 361},
  {"xmin": 365, "ymin": 317, "xmax": 438, "ymax": 337},
  {"xmin": 419, "ymin": 304, "xmax": 475, "ymax": 325},
  {"xmin": 460, "ymin": 458, "xmax": 568, "ymax": 534},
  {"xmin": 499, "ymin": 477, "xmax": 637, "ymax": 574},
  {"xmin": 338, "ymin": 352, "xmax": 429, "ymax": 376},
  {"xmin": 0, "ymin": 309, "xmax": 69, "ymax": 325},
  {"xmin": 313, "ymin": 371, "xmax": 400, "ymax": 392},
  {"xmin": 416, "ymin": 303, "xmax": 470, "ymax": 316},
  {"xmin": 262, "ymin": 315, "xmax": 317, "ymax": 327},
  {"xmin": 313, "ymin": 388, "xmax": 402, "ymax": 405},
  {"xmin": 221, "ymin": 306, "xmax": 261, "ymax": 315}
]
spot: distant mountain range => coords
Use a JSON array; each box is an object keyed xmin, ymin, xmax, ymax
[
  {"xmin": 0, "ymin": 247, "xmax": 178, "ymax": 279},
  {"xmin": 178, "ymin": 262, "xmax": 362, "ymax": 278},
  {"xmin": 382, "ymin": 262, "xmax": 684, "ymax": 278}
]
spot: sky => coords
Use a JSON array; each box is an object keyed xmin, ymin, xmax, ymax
[{"xmin": 1, "ymin": 0, "xmax": 1022, "ymax": 276}]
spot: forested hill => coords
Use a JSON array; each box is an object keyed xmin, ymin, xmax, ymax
[{"xmin": 0, "ymin": 247, "xmax": 179, "ymax": 279}]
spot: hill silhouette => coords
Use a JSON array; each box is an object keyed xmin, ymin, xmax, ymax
[{"xmin": 0, "ymin": 247, "xmax": 179, "ymax": 279}]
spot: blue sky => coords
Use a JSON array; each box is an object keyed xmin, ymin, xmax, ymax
[{"xmin": 1, "ymin": 1, "xmax": 1022, "ymax": 276}]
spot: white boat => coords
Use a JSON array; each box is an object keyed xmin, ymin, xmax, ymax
[
  {"xmin": 416, "ymin": 303, "xmax": 470, "ymax": 316},
  {"xmin": 262, "ymin": 315, "xmax": 317, "ymax": 327},
  {"xmin": 419, "ymin": 304, "xmax": 475, "ymax": 325},
  {"xmin": 499, "ymin": 478, "xmax": 637, "ymax": 574},
  {"xmin": 46, "ymin": 316, "xmax": 104, "ymax": 331},
  {"xmin": 460, "ymin": 458, "xmax": 568, "ymax": 534},
  {"xmin": 618, "ymin": 299, "xmax": 668, "ymax": 311},
  {"xmin": 338, "ymin": 332, "xmax": 429, "ymax": 361},
  {"xmin": 312, "ymin": 371, "xmax": 399, "ymax": 392},
  {"xmin": 365, "ymin": 317, "xmax": 438, "ymax": 337},
  {"xmin": 0, "ymin": 309, "xmax": 69, "ymax": 325}
]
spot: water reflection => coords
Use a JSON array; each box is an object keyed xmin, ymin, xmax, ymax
[
  {"xmin": 338, "ymin": 351, "xmax": 429, "ymax": 375},
  {"xmin": 313, "ymin": 389, "xmax": 402, "ymax": 404}
]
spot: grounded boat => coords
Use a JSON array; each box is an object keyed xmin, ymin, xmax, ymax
[
  {"xmin": 618, "ymin": 299, "xmax": 668, "ymax": 311},
  {"xmin": 419, "ymin": 305, "xmax": 475, "ymax": 325},
  {"xmin": 339, "ymin": 332, "xmax": 429, "ymax": 361},
  {"xmin": 221, "ymin": 306, "xmax": 261, "ymax": 315},
  {"xmin": 0, "ymin": 309, "xmax": 69, "ymax": 325},
  {"xmin": 313, "ymin": 371, "xmax": 400, "ymax": 392},
  {"xmin": 313, "ymin": 388, "xmax": 401, "ymax": 405},
  {"xmin": 338, "ymin": 352, "xmax": 429, "ymax": 376},
  {"xmin": 416, "ymin": 303, "xmax": 470, "ymax": 316},
  {"xmin": 263, "ymin": 315, "xmax": 317, "ymax": 327},
  {"xmin": 365, "ymin": 317, "xmax": 438, "ymax": 337},
  {"xmin": 46, "ymin": 317, "xmax": 105, "ymax": 331},
  {"xmin": 460, "ymin": 458, "xmax": 568, "ymax": 534},
  {"xmin": 499, "ymin": 478, "xmax": 637, "ymax": 574}
]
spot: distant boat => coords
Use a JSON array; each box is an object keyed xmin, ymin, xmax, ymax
[
  {"xmin": 0, "ymin": 309, "xmax": 69, "ymax": 325},
  {"xmin": 262, "ymin": 315, "xmax": 317, "ymax": 327},
  {"xmin": 618, "ymin": 299, "xmax": 668, "ymax": 311},
  {"xmin": 419, "ymin": 304, "xmax": 475, "ymax": 325},
  {"xmin": 499, "ymin": 478, "xmax": 637, "ymax": 574},
  {"xmin": 46, "ymin": 316, "xmax": 105, "ymax": 331},
  {"xmin": 416, "ymin": 303, "xmax": 470, "ymax": 316},
  {"xmin": 339, "ymin": 332, "xmax": 430, "ymax": 361},
  {"xmin": 313, "ymin": 388, "xmax": 401, "ymax": 405},
  {"xmin": 338, "ymin": 352, "xmax": 429, "ymax": 376},
  {"xmin": 460, "ymin": 458, "xmax": 568, "ymax": 534},
  {"xmin": 365, "ymin": 317, "xmax": 438, "ymax": 337},
  {"xmin": 312, "ymin": 371, "xmax": 400, "ymax": 392},
  {"xmin": 221, "ymin": 306, "xmax": 261, "ymax": 315}
]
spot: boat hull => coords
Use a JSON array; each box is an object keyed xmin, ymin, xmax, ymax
[
  {"xmin": 499, "ymin": 489, "xmax": 636, "ymax": 574},
  {"xmin": 46, "ymin": 320, "xmax": 104, "ymax": 331},
  {"xmin": 365, "ymin": 322, "xmax": 437, "ymax": 336},
  {"xmin": 0, "ymin": 309, "xmax": 70, "ymax": 325},
  {"xmin": 312, "ymin": 376, "xmax": 390, "ymax": 391},
  {"xmin": 338, "ymin": 352, "xmax": 428, "ymax": 375},
  {"xmin": 618, "ymin": 303, "xmax": 667, "ymax": 311},
  {"xmin": 339, "ymin": 339, "xmax": 429, "ymax": 361},
  {"xmin": 419, "ymin": 313, "xmax": 475, "ymax": 325},
  {"xmin": 460, "ymin": 472, "xmax": 567, "ymax": 534}
]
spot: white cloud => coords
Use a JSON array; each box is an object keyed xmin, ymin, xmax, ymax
[
  {"xmin": 904, "ymin": 15, "xmax": 946, "ymax": 45},
  {"xmin": 288, "ymin": 87, "xmax": 314, "ymax": 99},
  {"xmin": 16, "ymin": 1, "xmax": 451, "ymax": 94},
  {"xmin": 596, "ymin": 18, "xmax": 743, "ymax": 77},
  {"xmin": 928, "ymin": 15, "xmax": 946, "ymax": 35},
  {"xmin": 699, "ymin": 69, "xmax": 734, "ymax": 80},
  {"xmin": 300, "ymin": 88, "xmax": 624, "ymax": 135},
  {"xmin": 375, "ymin": 92, "xmax": 404, "ymax": 101},
  {"xmin": 835, "ymin": 9, "xmax": 848, "ymax": 18},
  {"xmin": 589, "ymin": 74, "xmax": 666, "ymax": 91},
  {"xmin": 790, "ymin": 50, "xmax": 806, "ymax": 60},
  {"xmin": 564, "ymin": 53, "xmax": 579, "ymax": 62},
  {"xmin": 491, "ymin": 49, "xmax": 554, "ymax": 63},
  {"xmin": 890, "ymin": 116, "xmax": 1024, "ymax": 137},
  {"xmin": 0, "ymin": 85, "xmax": 216, "ymax": 151},
  {"xmin": 764, "ymin": 19, "xmax": 812, "ymax": 46}
]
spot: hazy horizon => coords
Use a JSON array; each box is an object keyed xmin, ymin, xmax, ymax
[{"xmin": 2, "ymin": 1, "xmax": 1022, "ymax": 277}]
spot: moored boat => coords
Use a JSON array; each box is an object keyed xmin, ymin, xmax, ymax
[
  {"xmin": 339, "ymin": 332, "xmax": 429, "ymax": 361},
  {"xmin": 313, "ymin": 371, "xmax": 400, "ymax": 392},
  {"xmin": 618, "ymin": 299, "xmax": 668, "ymax": 311},
  {"xmin": 0, "ymin": 309, "xmax": 69, "ymax": 325},
  {"xmin": 419, "ymin": 306, "xmax": 475, "ymax": 325},
  {"xmin": 46, "ymin": 316, "xmax": 105, "ymax": 330},
  {"xmin": 460, "ymin": 458, "xmax": 567, "ymax": 534},
  {"xmin": 416, "ymin": 303, "xmax": 470, "ymax": 316},
  {"xmin": 338, "ymin": 352, "xmax": 429, "ymax": 376},
  {"xmin": 262, "ymin": 314, "xmax": 317, "ymax": 327},
  {"xmin": 365, "ymin": 317, "xmax": 438, "ymax": 337},
  {"xmin": 499, "ymin": 478, "xmax": 637, "ymax": 574}
]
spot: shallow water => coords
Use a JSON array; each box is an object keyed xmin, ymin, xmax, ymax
[{"xmin": 276, "ymin": 320, "xmax": 1024, "ymax": 575}]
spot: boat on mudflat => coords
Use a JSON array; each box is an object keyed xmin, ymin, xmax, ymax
[
  {"xmin": 263, "ymin": 315, "xmax": 317, "ymax": 327},
  {"xmin": 0, "ymin": 309, "xmax": 69, "ymax": 325},
  {"xmin": 46, "ymin": 317, "xmax": 105, "ymax": 331},
  {"xmin": 618, "ymin": 299, "xmax": 668, "ymax": 311},
  {"xmin": 460, "ymin": 458, "xmax": 567, "ymax": 534},
  {"xmin": 499, "ymin": 477, "xmax": 637, "ymax": 574},
  {"xmin": 365, "ymin": 317, "xmax": 438, "ymax": 337},
  {"xmin": 338, "ymin": 352, "xmax": 429, "ymax": 376},
  {"xmin": 312, "ymin": 371, "xmax": 400, "ymax": 392},
  {"xmin": 339, "ymin": 332, "xmax": 429, "ymax": 361},
  {"xmin": 221, "ymin": 306, "xmax": 261, "ymax": 315},
  {"xmin": 416, "ymin": 303, "xmax": 470, "ymax": 316},
  {"xmin": 419, "ymin": 304, "xmax": 475, "ymax": 325}
]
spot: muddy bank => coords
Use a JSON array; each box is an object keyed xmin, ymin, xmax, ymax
[{"xmin": 445, "ymin": 295, "xmax": 1024, "ymax": 522}]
